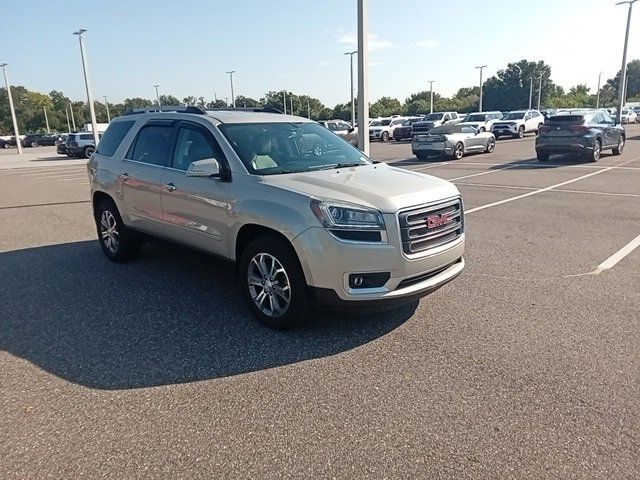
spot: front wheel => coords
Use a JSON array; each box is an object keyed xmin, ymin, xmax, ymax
[
  {"xmin": 516, "ymin": 126, "xmax": 525, "ymax": 138},
  {"xmin": 536, "ymin": 151, "xmax": 550, "ymax": 162},
  {"xmin": 612, "ymin": 136, "xmax": 625, "ymax": 155},
  {"xmin": 95, "ymin": 200, "xmax": 140, "ymax": 262},
  {"xmin": 588, "ymin": 139, "xmax": 602, "ymax": 162},
  {"xmin": 31, "ymin": 141, "xmax": 38, "ymax": 148},
  {"xmin": 485, "ymin": 138, "xmax": 495, "ymax": 153},
  {"xmin": 452, "ymin": 142, "xmax": 464, "ymax": 160},
  {"xmin": 381, "ymin": 131, "xmax": 389, "ymax": 142},
  {"xmin": 239, "ymin": 235, "xmax": 310, "ymax": 329}
]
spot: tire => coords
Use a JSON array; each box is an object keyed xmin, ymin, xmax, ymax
[
  {"xmin": 381, "ymin": 131, "xmax": 389, "ymax": 142},
  {"xmin": 2, "ymin": 143, "xmax": 9, "ymax": 149},
  {"xmin": 484, "ymin": 137, "xmax": 495, "ymax": 153},
  {"xmin": 536, "ymin": 151, "xmax": 550, "ymax": 162},
  {"xmin": 588, "ymin": 139, "xmax": 602, "ymax": 162},
  {"xmin": 612, "ymin": 135, "xmax": 625, "ymax": 155},
  {"xmin": 517, "ymin": 126, "xmax": 525, "ymax": 138},
  {"xmin": 394, "ymin": 136, "xmax": 403, "ymax": 142},
  {"xmin": 31, "ymin": 141, "xmax": 38, "ymax": 148},
  {"xmin": 452, "ymin": 142, "xmax": 464, "ymax": 160},
  {"xmin": 415, "ymin": 153, "xmax": 429, "ymax": 161},
  {"xmin": 84, "ymin": 146, "xmax": 95, "ymax": 158},
  {"xmin": 535, "ymin": 123, "xmax": 543, "ymax": 134},
  {"xmin": 239, "ymin": 234, "xmax": 310, "ymax": 329},
  {"xmin": 95, "ymin": 199, "xmax": 140, "ymax": 262}
]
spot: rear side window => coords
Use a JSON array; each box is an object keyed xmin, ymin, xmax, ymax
[
  {"xmin": 96, "ymin": 121, "xmax": 135, "ymax": 156},
  {"xmin": 80, "ymin": 134, "xmax": 93, "ymax": 140},
  {"xmin": 127, "ymin": 125, "xmax": 174, "ymax": 166}
]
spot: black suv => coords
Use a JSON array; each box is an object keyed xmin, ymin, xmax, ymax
[
  {"xmin": 536, "ymin": 111, "xmax": 625, "ymax": 162},
  {"xmin": 22, "ymin": 134, "xmax": 58, "ymax": 148}
]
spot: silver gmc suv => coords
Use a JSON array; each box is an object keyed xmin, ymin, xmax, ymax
[{"xmin": 88, "ymin": 106, "xmax": 465, "ymax": 328}]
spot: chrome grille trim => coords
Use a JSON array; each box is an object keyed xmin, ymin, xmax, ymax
[{"xmin": 398, "ymin": 198, "xmax": 463, "ymax": 255}]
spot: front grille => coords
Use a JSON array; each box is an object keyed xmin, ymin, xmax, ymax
[
  {"xmin": 412, "ymin": 124, "xmax": 432, "ymax": 133},
  {"xmin": 398, "ymin": 198, "xmax": 463, "ymax": 255}
]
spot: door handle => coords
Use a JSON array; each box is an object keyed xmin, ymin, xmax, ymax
[
  {"xmin": 162, "ymin": 183, "xmax": 177, "ymax": 192},
  {"xmin": 119, "ymin": 173, "xmax": 130, "ymax": 182}
]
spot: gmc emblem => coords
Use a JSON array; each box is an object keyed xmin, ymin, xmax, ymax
[{"xmin": 426, "ymin": 212, "xmax": 453, "ymax": 229}]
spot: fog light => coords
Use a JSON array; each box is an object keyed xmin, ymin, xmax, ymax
[{"xmin": 348, "ymin": 272, "xmax": 390, "ymax": 289}]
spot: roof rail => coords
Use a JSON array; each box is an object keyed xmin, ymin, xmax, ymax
[
  {"xmin": 206, "ymin": 107, "xmax": 283, "ymax": 114},
  {"xmin": 123, "ymin": 105, "xmax": 206, "ymax": 116}
]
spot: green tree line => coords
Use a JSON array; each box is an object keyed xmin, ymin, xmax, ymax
[{"xmin": 1, "ymin": 58, "xmax": 639, "ymax": 135}]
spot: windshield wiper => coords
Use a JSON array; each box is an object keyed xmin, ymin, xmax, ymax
[{"xmin": 307, "ymin": 162, "xmax": 364, "ymax": 171}]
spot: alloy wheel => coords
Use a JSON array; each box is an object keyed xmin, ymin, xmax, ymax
[
  {"xmin": 247, "ymin": 253, "xmax": 291, "ymax": 318},
  {"xmin": 593, "ymin": 141, "xmax": 601, "ymax": 161},
  {"xmin": 100, "ymin": 210, "xmax": 119, "ymax": 254}
]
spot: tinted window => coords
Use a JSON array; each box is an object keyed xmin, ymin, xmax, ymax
[
  {"xmin": 172, "ymin": 126, "xmax": 221, "ymax": 171},
  {"xmin": 128, "ymin": 125, "xmax": 174, "ymax": 166},
  {"xmin": 96, "ymin": 121, "xmax": 135, "ymax": 156},
  {"xmin": 80, "ymin": 134, "xmax": 93, "ymax": 140}
]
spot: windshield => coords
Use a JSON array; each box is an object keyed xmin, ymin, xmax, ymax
[
  {"xmin": 463, "ymin": 114, "xmax": 487, "ymax": 122},
  {"xmin": 370, "ymin": 119, "xmax": 392, "ymax": 126},
  {"xmin": 219, "ymin": 122, "xmax": 371, "ymax": 175},
  {"xmin": 422, "ymin": 113, "xmax": 443, "ymax": 121},
  {"xmin": 503, "ymin": 112, "xmax": 525, "ymax": 120}
]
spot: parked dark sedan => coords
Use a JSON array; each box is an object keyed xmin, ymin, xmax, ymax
[
  {"xmin": 1, "ymin": 136, "xmax": 17, "ymax": 148},
  {"xmin": 22, "ymin": 133, "xmax": 58, "ymax": 147},
  {"xmin": 536, "ymin": 111, "xmax": 625, "ymax": 162},
  {"xmin": 393, "ymin": 117, "xmax": 424, "ymax": 141}
]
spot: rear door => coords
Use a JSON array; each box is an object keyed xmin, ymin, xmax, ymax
[
  {"xmin": 159, "ymin": 121, "xmax": 231, "ymax": 257},
  {"xmin": 120, "ymin": 121, "xmax": 175, "ymax": 235},
  {"xmin": 598, "ymin": 113, "xmax": 618, "ymax": 147}
]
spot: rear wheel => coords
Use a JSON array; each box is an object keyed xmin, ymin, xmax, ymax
[
  {"xmin": 536, "ymin": 151, "xmax": 550, "ymax": 162},
  {"xmin": 588, "ymin": 139, "xmax": 602, "ymax": 162},
  {"xmin": 415, "ymin": 153, "xmax": 429, "ymax": 161},
  {"xmin": 83, "ymin": 146, "xmax": 95, "ymax": 158},
  {"xmin": 452, "ymin": 142, "xmax": 464, "ymax": 160},
  {"xmin": 95, "ymin": 200, "xmax": 140, "ymax": 262},
  {"xmin": 31, "ymin": 141, "xmax": 38, "ymax": 148},
  {"xmin": 239, "ymin": 235, "xmax": 310, "ymax": 329},
  {"xmin": 612, "ymin": 135, "xmax": 625, "ymax": 155},
  {"xmin": 381, "ymin": 131, "xmax": 389, "ymax": 142}
]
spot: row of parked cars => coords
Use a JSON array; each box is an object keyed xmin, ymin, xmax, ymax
[{"xmin": 0, "ymin": 132, "xmax": 100, "ymax": 158}]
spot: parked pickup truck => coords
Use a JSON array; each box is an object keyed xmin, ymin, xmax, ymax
[
  {"xmin": 88, "ymin": 106, "xmax": 465, "ymax": 328},
  {"xmin": 411, "ymin": 112, "xmax": 463, "ymax": 136}
]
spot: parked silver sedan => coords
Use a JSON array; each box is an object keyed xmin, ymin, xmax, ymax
[{"xmin": 412, "ymin": 124, "xmax": 496, "ymax": 160}]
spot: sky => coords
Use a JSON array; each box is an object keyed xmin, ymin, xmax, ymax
[{"xmin": 1, "ymin": 0, "xmax": 639, "ymax": 107}]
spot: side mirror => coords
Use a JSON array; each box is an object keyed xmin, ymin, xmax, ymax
[
  {"xmin": 186, "ymin": 158, "xmax": 221, "ymax": 177},
  {"xmin": 348, "ymin": 126, "xmax": 355, "ymax": 132}
]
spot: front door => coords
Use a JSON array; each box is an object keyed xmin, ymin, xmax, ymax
[
  {"xmin": 120, "ymin": 122, "xmax": 174, "ymax": 236},
  {"xmin": 159, "ymin": 122, "xmax": 231, "ymax": 258}
]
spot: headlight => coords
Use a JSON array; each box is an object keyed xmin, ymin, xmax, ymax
[{"xmin": 310, "ymin": 200, "xmax": 385, "ymax": 230}]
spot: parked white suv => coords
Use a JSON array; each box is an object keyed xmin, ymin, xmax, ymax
[
  {"xmin": 458, "ymin": 111, "xmax": 503, "ymax": 132},
  {"xmin": 491, "ymin": 110, "xmax": 544, "ymax": 138},
  {"xmin": 88, "ymin": 107, "xmax": 465, "ymax": 328},
  {"xmin": 369, "ymin": 117, "xmax": 407, "ymax": 142}
]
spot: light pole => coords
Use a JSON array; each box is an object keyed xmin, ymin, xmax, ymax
[
  {"xmin": 475, "ymin": 65, "xmax": 487, "ymax": 112},
  {"xmin": 65, "ymin": 107, "xmax": 71, "ymax": 132},
  {"xmin": 616, "ymin": 0, "xmax": 637, "ymax": 122},
  {"xmin": 290, "ymin": 96, "xmax": 294, "ymax": 116},
  {"xmin": 528, "ymin": 77, "xmax": 534, "ymax": 109},
  {"xmin": 104, "ymin": 95, "xmax": 111, "ymax": 122},
  {"xmin": 596, "ymin": 72, "xmax": 603, "ymax": 109},
  {"xmin": 625, "ymin": 74, "xmax": 632, "ymax": 104},
  {"xmin": 357, "ymin": 0, "xmax": 369, "ymax": 154},
  {"xmin": 427, "ymin": 80, "xmax": 435, "ymax": 114},
  {"xmin": 0, "ymin": 63, "xmax": 23, "ymax": 154},
  {"xmin": 283, "ymin": 91, "xmax": 286, "ymax": 114},
  {"xmin": 69, "ymin": 102, "xmax": 77, "ymax": 131},
  {"xmin": 226, "ymin": 70, "xmax": 235, "ymax": 107},
  {"xmin": 307, "ymin": 99, "xmax": 311, "ymax": 118},
  {"xmin": 537, "ymin": 74, "xmax": 543, "ymax": 111},
  {"xmin": 73, "ymin": 28, "xmax": 99, "ymax": 146},
  {"xmin": 345, "ymin": 51, "xmax": 357, "ymax": 126},
  {"xmin": 153, "ymin": 84, "xmax": 160, "ymax": 106},
  {"xmin": 43, "ymin": 107, "xmax": 50, "ymax": 133}
]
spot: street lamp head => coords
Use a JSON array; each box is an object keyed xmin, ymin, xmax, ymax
[
  {"xmin": 73, "ymin": 28, "xmax": 87, "ymax": 36},
  {"xmin": 475, "ymin": 65, "xmax": 487, "ymax": 69},
  {"xmin": 0, "ymin": 63, "xmax": 6, "ymax": 68},
  {"xmin": 153, "ymin": 84, "xmax": 159, "ymax": 88},
  {"xmin": 344, "ymin": 51, "xmax": 357, "ymax": 56},
  {"xmin": 616, "ymin": 0, "xmax": 638, "ymax": 5}
]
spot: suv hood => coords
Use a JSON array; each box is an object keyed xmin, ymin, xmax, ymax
[{"xmin": 261, "ymin": 163, "xmax": 459, "ymax": 213}]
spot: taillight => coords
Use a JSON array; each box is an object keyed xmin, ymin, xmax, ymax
[
  {"xmin": 569, "ymin": 125, "xmax": 590, "ymax": 133},
  {"xmin": 539, "ymin": 126, "xmax": 551, "ymax": 133}
]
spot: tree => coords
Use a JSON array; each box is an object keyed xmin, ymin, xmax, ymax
[
  {"xmin": 606, "ymin": 59, "xmax": 640, "ymax": 100},
  {"xmin": 159, "ymin": 94, "xmax": 181, "ymax": 106},
  {"xmin": 405, "ymin": 99, "xmax": 431, "ymax": 115},
  {"xmin": 482, "ymin": 59, "xmax": 558, "ymax": 110},
  {"xmin": 234, "ymin": 95, "xmax": 261, "ymax": 108},
  {"xmin": 123, "ymin": 97, "xmax": 153, "ymax": 109},
  {"xmin": 370, "ymin": 97, "xmax": 402, "ymax": 118}
]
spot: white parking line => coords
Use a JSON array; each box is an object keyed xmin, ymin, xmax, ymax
[
  {"xmin": 454, "ymin": 182, "xmax": 640, "ymax": 198},
  {"xmin": 448, "ymin": 165, "xmax": 519, "ymax": 181},
  {"xmin": 592, "ymin": 233, "xmax": 640, "ymax": 274},
  {"xmin": 56, "ymin": 177, "xmax": 88, "ymax": 182},
  {"xmin": 21, "ymin": 172, "xmax": 86, "ymax": 179},
  {"xmin": 466, "ymin": 158, "xmax": 639, "ymax": 214}
]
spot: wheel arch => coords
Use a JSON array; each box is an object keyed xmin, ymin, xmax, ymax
[{"xmin": 92, "ymin": 190, "xmax": 116, "ymax": 219}]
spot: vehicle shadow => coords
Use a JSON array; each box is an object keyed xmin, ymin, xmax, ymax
[
  {"xmin": 488, "ymin": 153, "xmax": 617, "ymax": 170},
  {"xmin": 0, "ymin": 241, "xmax": 416, "ymax": 390}
]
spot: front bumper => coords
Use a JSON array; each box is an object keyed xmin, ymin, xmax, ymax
[
  {"xmin": 369, "ymin": 130, "xmax": 384, "ymax": 139},
  {"xmin": 291, "ymin": 223, "xmax": 465, "ymax": 306},
  {"xmin": 492, "ymin": 125, "xmax": 519, "ymax": 136}
]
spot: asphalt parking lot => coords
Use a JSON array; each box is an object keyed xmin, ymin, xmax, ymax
[{"xmin": 1, "ymin": 129, "xmax": 639, "ymax": 479}]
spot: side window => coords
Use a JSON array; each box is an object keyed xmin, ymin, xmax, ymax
[
  {"xmin": 443, "ymin": 114, "xmax": 451, "ymax": 121},
  {"xmin": 127, "ymin": 125, "xmax": 174, "ymax": 166},
  {"xmin": 327, "ymin": 123, "xmax": 339, "ymax": 131},
  {"xmin": 594, "ymin": 114, "xmax": 605, "ymax": 124},
  {"xmin": 96, "ymin": 121, "xmax": 135, "ymax": 156},
  {"xmin": 172, "ymin": 126, "xmax": 222, "ymax": 171},
  {"xmin": 80, "ymin": 134, "xmax": 93, "ymax": 140},
  {"xmin": 451, "ymin": 113, "xmax": 458, "ymax": 119}
]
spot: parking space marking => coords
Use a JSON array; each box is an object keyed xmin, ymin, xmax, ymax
[
  {"xmin": 466, "ymin": 157, "xmax": 639, "ymax": 214},
  {"xmin": 448, "ymin": 165, "xmax": 520, "ymax": 181},
  {"xmin": 20, "ymin": 173, "xmax": 86, "ymax": 179},
  {"xmin": 56, "ymin": 177, "xmax": 87, "ymax": 182},
  {"xmin": 592, "ymin": 233, "xmax": 640, "ymax": 274},
  {"xmin": 455, "ymin": 182, "xmax": 640, "ymax": 198},
  {"xmin": 403, "ymin": 162, "xmax": 448, "ymax": 171}
]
